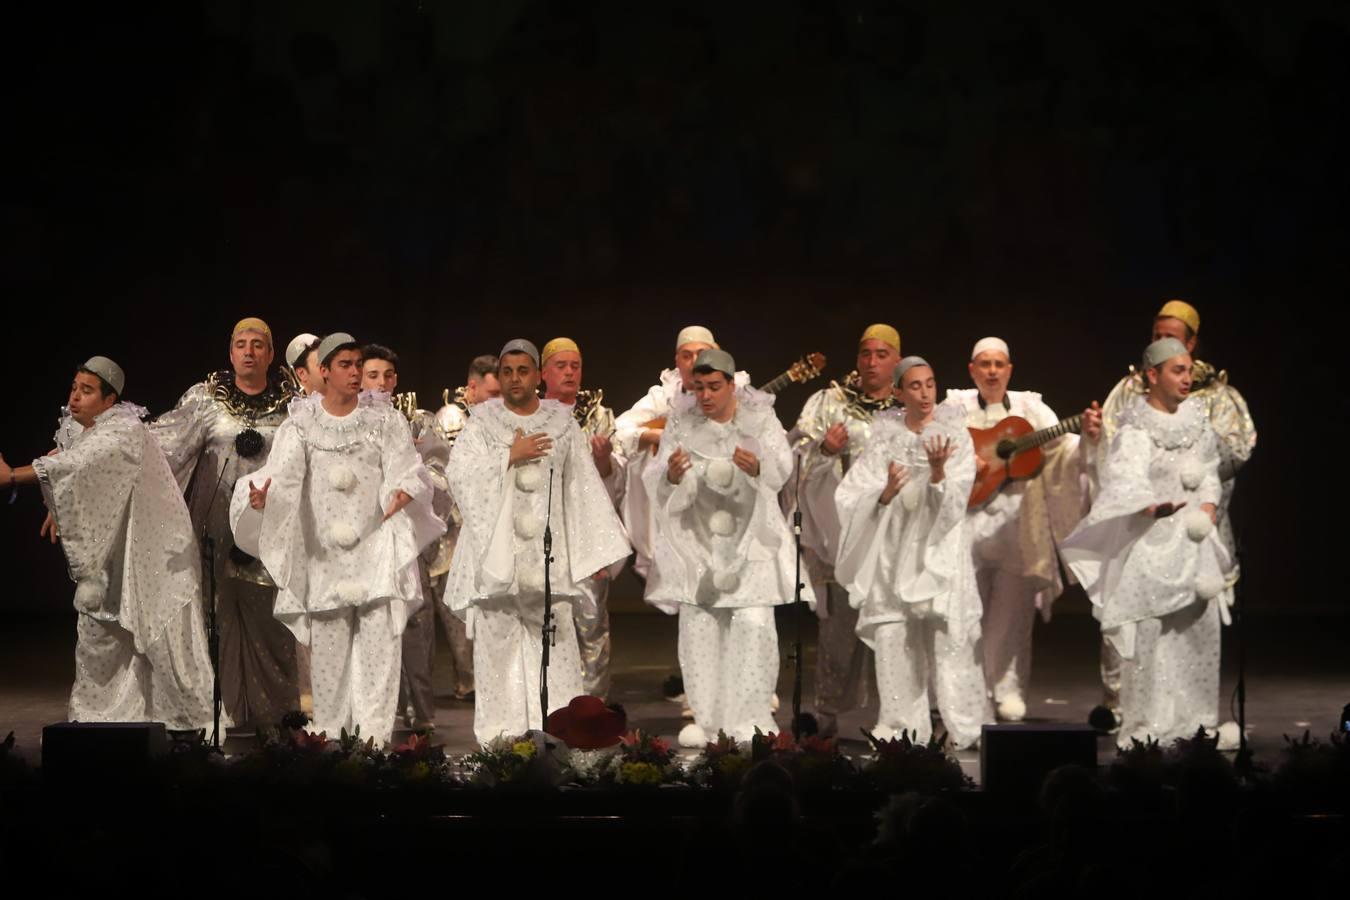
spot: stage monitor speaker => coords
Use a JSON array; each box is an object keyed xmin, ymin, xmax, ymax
[
  {"xmin": 980, "ymin": 723, "xmax": 1097, "ymax": 797},
  {"xmin": 42, "ymin": 722, "xmax": 168, "ymax": 783}
]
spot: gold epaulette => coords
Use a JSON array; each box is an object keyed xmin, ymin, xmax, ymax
[
  {"xmin": 392, "ymin": 391, "xmax": 419, "ymax": 422},
  {"xmin": 572, "ymin": 388, "xmax": 606, "ymax": 430}
]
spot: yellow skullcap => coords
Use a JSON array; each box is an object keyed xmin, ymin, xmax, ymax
[
  {"xmin": 541, "ymin": 337, "xmax": 580, "ymax": 365},
  {"xmin": 232, "ymin": 317, "xmax": 273, "ymax": 345},
  {"xmin": 860, "ymin": 323, "xmax": 901, "ymax": 353},
  {"xmin": 1156, "ymin": 300, "xmax": 1199, "ymax": 335}
]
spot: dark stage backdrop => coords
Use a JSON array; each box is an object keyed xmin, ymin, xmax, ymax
[{"xmin": 2, "ymin": 1, "xmax": 1345, "ymax": 617}]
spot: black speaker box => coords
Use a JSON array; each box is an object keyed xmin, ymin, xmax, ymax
[
  {"xmin": 980, "ymin": 723, "xmax": 1097, "ymax": 796},
  {"xmin": 42, "ymin": 721, "xmax": 168, "ymax": 782}
]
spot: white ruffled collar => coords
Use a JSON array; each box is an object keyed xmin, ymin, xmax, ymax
[
  {"xmin": 1127, "ymin": 396, "xmax": 1206, "ymax": 450},
  {"xmin": 475, "ymin": 397, "xmax": 573, "ymax": 444},
  {"xmin": 287, "ymin": 391, "xmax": 390, "ymax": 450}
]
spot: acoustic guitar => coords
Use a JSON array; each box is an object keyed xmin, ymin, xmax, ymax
[
  {"xmin": 967, "ymin": 413, "xmax": 1082, "ymax": 509},
  {"xmin": 643, "ymin": 352, "xmax": 827, "ymax": 430}
]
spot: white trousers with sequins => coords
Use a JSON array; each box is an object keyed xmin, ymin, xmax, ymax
[
  {"xmin": 677, "ymin": 605, "xmax": 779, "ymax": 742},
  {"xmin": 867, "ymin": 617, "xmax": 990, "ymax": 750},
  {"xmin": 976, "ymin": 567, "xmax": 1038, "ymax": 706},
  {"xmin": 469, "ymin": 595, "xmax": 582, "ymax": 746},
  {"xmin": 1115, "ymin": 598, "xmax": 1221, "ymax": 750},
  {"xmin": 308, "ymin": 602, "xmax": 402, "ymax": 747}
]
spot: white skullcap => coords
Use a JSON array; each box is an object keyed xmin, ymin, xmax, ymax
[
  {"xmin": 676, "ymin": 325, "xmax": 718, "ymax": 350},
  {"xmin": 1142, "ymin": 337, "xmax": 1189, "ymax": 369},
  {"xmin": 82, "ymin": 356, "xmax": 125, "ymax": 395},
  {"xmin": 893, "ymin": 355, "xmax": 932, "ymax": 386},
  {"xmin": 499, "ymin": 338, "xmax": 540, "ymax": 367},
  {"xmin": 971, "ymin": 337, "xmax": 1010, "ymax": 360},
  {"xmin": 317, "ymin": 332, "xmax": 357, "ymax": 366},
  {"xmin": 285, "ymin": 333, "xmax": 318, "ymax": 368}
]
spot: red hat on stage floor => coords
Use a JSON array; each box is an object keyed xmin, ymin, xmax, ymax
[{"xmin": 545, "ymin": 696, "xmax": 627, "ymax": 750}]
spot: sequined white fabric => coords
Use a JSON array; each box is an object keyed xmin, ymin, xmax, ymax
[{"xmin": 35, "ymin": 403, "xmax": 215, "ymax": 731}]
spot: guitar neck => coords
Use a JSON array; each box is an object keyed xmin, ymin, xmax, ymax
[
  {"xmin": 1012, "ymin": 414, "xmax": 1083, "ymax": 453},
  {"xmin": 758, "ymin": 370, "xmax": 794, "ymax": 394}
]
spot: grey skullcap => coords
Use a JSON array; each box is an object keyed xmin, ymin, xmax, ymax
[
  {"xmin": 285, "ymin": 332, "xmax": 318, "ymax": 367},
  {"xmin": 499, "ymin": 338, "xmax": 540, "ymax": 368},
  {"xmin": 82, "ymin": 356, "xmax": 125, "ymax": 396},
  {"xmin": 317, "ymin": 332, "xmax": 358, "ymax": 366},
  {"xmin": 693, "ymin": 348, "xmax": 735, "ymax": 379},
  {"xmin": 893, "ymin": 355, "xmax": 932, "ymax": 387},
  {"xmin": 1142, "ymin": 337, "xmax": 1189, "ymax": 369}
]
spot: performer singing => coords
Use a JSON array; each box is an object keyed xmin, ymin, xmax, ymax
[
  {"xmin": 1062, "ymin": 338, "xmax": 1233, "ymax": 748},
  {"xmin": 539, "ymin": 337, "xmax": 626, "ymax": 699},
  {"xmin": 788, "ymin": 324, "xmax": 902, "ymax": 737},
  {"xmin": 151, "ymin": 318, "xmax": 299, "ymax": 728},
  {"xmin": 1095, "ymin": 300, "xmax": 1255, "ymax": 720},
  {"xmin": 442, "ymin": 340, "xmax": 630, "ymax": 745},
  {"xmin": 645, "ymin": 348, "xmax": 809, "ymax": 747},
  {"xmin": 613, "ymin": 326, "xmax": 749, "ymax": 578},
  {"xmin": 0, "ymin": 358, "xmax": 215, "ymax": 731},
  {"xmin": 835, "ymin": 357, "xmax": 991, "ymax": 749},
  {"xmin": 946, "ymin": 337, "xmax": 1100, "ymax": 721},
  {"xmin": 232, "ymin": 333, "xmax": 444, "ymax": 746},
  {"xmin": 360, "ymin": 343, "xmax": 454, "ymax": 731}
]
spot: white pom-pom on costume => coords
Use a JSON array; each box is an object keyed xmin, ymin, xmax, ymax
[
  {"xmin": 329, "ymin": 521, "xmax": 360, "ymax": 550},
  {"xmin": 706, "ymin": 459, "xmax": 735, "ymax": 488},
  {"xmin": 515, "ymin": 465, "xmax": 543, "ymax": 492},
  {"xmin": 712, "ymin": 570, "xmax": 741, "ymax": 593},
  {"xmin": 327, "ymin": 464, "xmax": 357, "ymax": 492},
  {"xmin": 1183, "ymin": 507, "xmax": 1213, "ymax": 542},
  {"xmin": 1179, "ymin": 460, "xmax": 1205, "ymax": 492},
  {"xmin": 335, "ymin": 581, "xmax": 365, "ymax": 604},
  {"xmin": 708, "ymin": 510, "xmax": 736, "ymax": 536},
  {"xmin": 899, "ymin": 479, "xmax": 924, "ymax": 512},
  {"xmin": 514, "ymin": 510, "xmax": 543, "ymax": 540},
  {"xmin": 518, "ymin": 565, "xmax": 545, "ymax": 594},
  {"xmin": 1195, "ymin": 571, "xmax": 1225, "ymax": 601}
]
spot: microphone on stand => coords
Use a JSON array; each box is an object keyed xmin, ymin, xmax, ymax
[
  {"xmin": 539, "ymin": 458, "xmax": 556, "ymax": 732},
  {"xmin": 200, "ymin": 455, "xmax": 233, "ymax": 752}
]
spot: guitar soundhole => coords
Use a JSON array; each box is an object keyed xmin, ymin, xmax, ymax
[{"xmin": 996, "ymin": 439, "xmax": 1017, "ymax": 460}]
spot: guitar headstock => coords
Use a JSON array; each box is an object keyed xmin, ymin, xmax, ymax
[{"xmin": 787, "ymin": 352, "xmax": 827, "ymax": 384}]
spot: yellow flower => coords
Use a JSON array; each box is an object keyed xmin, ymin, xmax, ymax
[
  {"xmin": 620, "ymin": 761, "xmax": 664, "ymax": 786},
  {"xmin": 511, "ymin": 740, "xmax": 537, "ymax": 760}
]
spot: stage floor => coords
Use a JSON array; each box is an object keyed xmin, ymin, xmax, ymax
[{"xmin": 2, "ymin": 610, "xmax": 1347, "ymax": 781}]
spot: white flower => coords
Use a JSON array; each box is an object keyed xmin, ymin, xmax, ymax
[
  {"xmin": 708, "ymin": 510, "xmax": 736, "ymax": 536},
  {"xmin": 706, "ymin": 459, "xmax": 735, "ymax": 488},
  {"xmin": 1195, "ymin": 571, "xmax": 1225, "ymax": 601},
  {"xmin": 514, "ymin": 510, "xmax": 543, "ymax": 540},
  {"xmin": 335, "ymin": 581, "xmax": 365, "ymax": 604},
  {"xmin": 1183, "ymin": 507, "xmax": 1213, "ymax": 542},
  {"xmin": 515, "ymin": 465, "xmax": 543, "ymax": 492},
  {"xmin": 329, "ymin": 521, "xmax": 360, "ymax": 549},
  {"xmin": 1179, "ymin": 460, "xmax": 1205, "ymax": 491},
  {"xmin": 712, "ymin": 570, "xmax": 741, "ymax": 593},
  {"xmin": 327, "ymin": 464, "xmax": 357, "ymax": 492},
  {"xmin": 900, "ymin": 479, "xmax": 924, "ymax": 512}
]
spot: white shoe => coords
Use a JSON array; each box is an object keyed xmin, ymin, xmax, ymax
[
  {"xmin": 996, "ymin": 695, "xmax": 1027, "ymax": 722},
  {"xmin": 1214, "ymin": 721, "xmax": 1242, "ymax": 751},
  {"xmin": 678, "ymin": 723, "xmax": 708, "ymax": 748}
]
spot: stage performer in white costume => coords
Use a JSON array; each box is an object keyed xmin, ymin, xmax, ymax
[
  {"xmin": 613, "ymin": 326, "xmax": 749, "ymax": 579},
  {"xmin": 1063, "ymin": 338, "xmax": 1233, "ymax": 749},
  {"xmin": 231, "ymin": 333, "xmax": 444, "ymax": 746},
  {"xmin": 1095, "ymin": 300, "xmax": 1255, "ymax": 720},
  {"xmin": 284, "ymin": 333, "xmax": 321, "ymax": 396},
  {"xmin": 834, "ymin": 357, "xmax": 991, "ymax": 749},
  {"xmin": 788, "ymin": 323, "xmax": 902, "ymax": 737},
  {"xmin": 946, "ymin": 337, "xmax": 1100, "ymax": 721},
  {"xmin": 645, "ymin": 348, "xmax": 811, "ymax": 747},
  {"xmin": 442, "ymin": 340, "xmax": 630, "ymax": 746},
  {"xmin": 540, "ymin": 336, "xmax": 626, "ymax": 699},
  {"xmin": 1, "ymin": 358, "xmax": 215, "ymax": 731},
  {"xmin": 151, "ymin": 317, "xmax": 299, "ymax": 728},
  {"xmin": 361, "ymin": 344, "xmax": 454, "ymax": 731}
]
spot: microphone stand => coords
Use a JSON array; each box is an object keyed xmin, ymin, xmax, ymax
[
  {"xmin": 200, "ymin": 456, "xmax": 232, "ymax": 752},
  {"xmin": 1230, "ymin": 477, "xmax": 1251, "ymax": 778},
  {"xmin": 791, "ymin": 456, "xmax": 806, "ymax": 740},
  {"xmin": 538, "ymin": 463, "xmax": 556, "ymax": 732}
]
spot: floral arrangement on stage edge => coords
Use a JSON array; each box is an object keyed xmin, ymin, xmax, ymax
[
  {"xmin": 857, "ymin": 729, "xmax": 974, "ymax": 794},
  {"xmin": 607, "ymin": 729, "xmax": 683, "ymax": 787},
  {"xmin": 685, "ymin": 730, "xmax": 752, "ymax": 790},
  {"xmin": 463, "ymin": 731, "xmax": 571, "ymax": 789}
]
